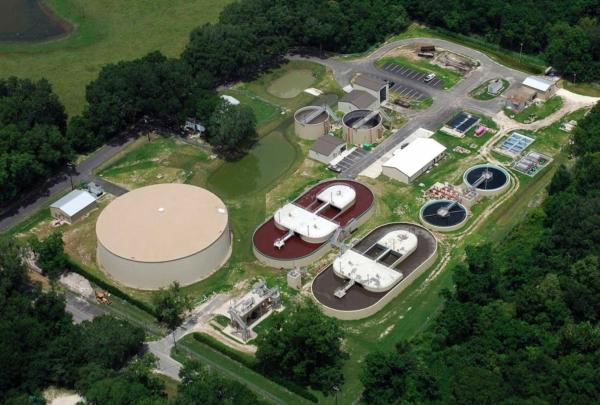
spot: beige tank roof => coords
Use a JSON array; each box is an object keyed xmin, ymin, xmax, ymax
[{"xmin": 96, "ymin": 184, "xmax": 228, "ymax": 263}]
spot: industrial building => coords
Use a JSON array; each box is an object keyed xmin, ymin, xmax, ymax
[
  {"xmin": 312, "ymin": 223, "xmax": 437, "ymax": 320},
  {"xmin": 96, "ymin": 183, "xmax": 231, "ymax": 290},
  {"xmin": 382, "ymin": 138, "xmax": 446, "ymax": 183},
  {"xmin": 227, "ymin": 280, "xmax": 281, "ymax": 342},
  {"xmin": 338, "ymin": 90, "xmax": 379, "ymax": 114},
  {"xmin": 522, "ymin": 76, "xmax": 557, "ymax": 101},
  {"xmin": 353, "ymin": 75, "xmax": 388, "ymax": 105},
  {"xmin": 308, "ymin": 134, "xmax": 347, "ymax": 164},
  {"xmin": 253, "ymin": 180, "xmax": 374, "ymax": 268},
  {"xmin": 338, "ymin": 74, "xmax": 388, "ymax": 114},
  {"xmin": 50, "ymin": 189, "xmax": 97, "ymax": 224},
  {"xmin": 342, "ymin": 109, "xmax": 384, "ymax": 145},
  {"xmin": 506, "ymin": 86, "xmax": 537, "ymax": 112},
  {"xmin": 294, "ymin": 105, "xmax": 334, "ymax": 140}
]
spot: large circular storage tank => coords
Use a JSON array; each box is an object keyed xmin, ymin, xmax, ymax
[
  {"xmin": 342, "ymin": 109, "xmax": 384, "ymax": 145},
  {"xmin": 294, "ymin": 106, "xmax": 331, "ymax": 140},
  {"xmin": 420, "ymin": 199, "xmax": 468, "ymax": 232},
  {"xmin": 463, "ymin": 163, "xmax": 510, "ymax": 196},
  {"xmin": 96, "ymin": 184, "xmax": 231, "ymax": 290}
]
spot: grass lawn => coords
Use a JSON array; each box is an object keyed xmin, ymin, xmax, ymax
[
  {"xmin": 505, "ymin": 95, "xmax": 564, "ymax": 123},
  {"xmin": 469, "ymin": 78, "xmax": 509, "ymax": 100},
  {"xmin": 220, "ymin": 89, "xmax": 281, "ymax": 125},
  {"xmin": 0, "ymin": 0, "xmax": 231, "ymax": 115},
  {"xmin": 377, "ymin": 55, "xmax": 461, "ymax": 89},
  {"xmin": 561, "ymin": 80, "xmax": 600, "ymax": 97}
]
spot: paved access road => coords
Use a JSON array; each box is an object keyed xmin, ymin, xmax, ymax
[
  {"xmin": 0, "ymin": 135, "xmax": 135, "ymax": 232},
  {"xmin": 292, "ymin": 37, "xmax": 530, "ymax": 178}
]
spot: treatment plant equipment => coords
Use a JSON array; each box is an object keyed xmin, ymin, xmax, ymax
[
  {"xmin": 463, "ymin": 163, "xmax": 510, "ymax": 196},
  {"xmin": 294, "ymin": 105, "xmax": 337, "ymax": 140},
  {"xmin": 96, "ymin": 184, "xmax": 231, "ymax": 289},
  {"xmin": 419, "ymin": 199, "xmax": 468, "ymax": 232},
  {"xmin": 342, "ymin": 109, "xmax": 384, "ymax": 145}
]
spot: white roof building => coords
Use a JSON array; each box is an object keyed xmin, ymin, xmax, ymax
[
  {"xmin": 522, "ymin": 76, "xmax": 555, "ymax": 93},
  {"xmin": 333, "ymin": 230, "xmax": 417, "ymax": 292},
  {"xmin": 274, "ymin": 203, "xmax": 339, "ymax": 243},
  {"xmin": 221, "ymin": 95, "xmax": 240, "ymax": 105},
  {"xmin": 382, "ymin": 138, "xmax": 446, "ymax": 183},
  {"xmin": 50, "ymin": 190, "xmax": 97, "ymax": 223}
]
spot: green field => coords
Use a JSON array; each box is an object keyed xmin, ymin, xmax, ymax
[
  {"xmin": 0, "ymin": 0, "xmax": 230, "ymax": 115},
  {"xmin": 469, "ymin": 78, "xmax": 509, "ymax": 100},
  {"xmin": 376, "ymin": 55, "xmax": 462, "ymax": 89},
  {"xmin": 505, "ymin": 95, "xmax": 564, "ymax": 123},
  {"xmin": 561, "ymin": 80, "xmax": 600, "ymax": 97}
]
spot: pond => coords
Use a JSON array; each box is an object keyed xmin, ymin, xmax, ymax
[
  {"xmin": 207, "ymin": 131, "xmax": 298, "ymax": 199},
  {"xmin": 267, "ymin": 69, "xmax": 316, "ymax": 99},
  {"xmin": 0, "ymin": 0, "xmax": 71, "ymax": 42}
]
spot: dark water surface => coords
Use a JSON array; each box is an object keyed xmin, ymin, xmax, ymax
[{"xmin": 0, "ymin": 0, "xmax": 70, "ymax": 42}]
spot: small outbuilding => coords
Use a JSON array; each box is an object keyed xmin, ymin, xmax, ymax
[
  {"xmin": 50, "ymin": 190, "xmax": 97, "ymax": 224},
  {"xmin": 382, "ymin": 138, "xmax": 446, "ymax": 183},
  {"xmin": 309, "ymin": 134, "xmax": 347, "ymax": 164},
  {"xmin": 338, "ymin": 90, "xmax": 378, "ymax": 114},
  {"xmin": 506, "ymin": 86, "xmax": 537, "ymax": 112},
  {"xmin": 184, "ymin": 118, "xmax": 205, "ymax": 134},
  {"xmin": 487, "ymin": 79, "xmax": 504, "ymax": 95},
  {"xmin": 522, "ymin": 76, "xmax": 557, "ymax": 101}
]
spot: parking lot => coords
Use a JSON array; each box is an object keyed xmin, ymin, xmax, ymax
[
  {"xmin": 386, "ymin": 80, "xmax": 428, "ymax": 101},
  {"xmin": 380, "ymin": 62, "xmax": 444, "ymax": 89},
  {"xmin": 330, "ymin": 148, "xmax": 369, "ymax": 172}
]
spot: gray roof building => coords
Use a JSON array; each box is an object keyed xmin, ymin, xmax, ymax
[
  {"xmin": 354, "ymin": 75, "xmax": 387, "ymax": 92},
  {"xmin": 340, "ymin": 90, "xmax": 378, "ymax": 110},
  {"xmin": 311, "ymin": 134, "xmax": 345, "ymax": 156}
]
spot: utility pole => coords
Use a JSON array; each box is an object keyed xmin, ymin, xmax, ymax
[
  {"xmin": 333, "ymin": 386, "xmax": 339, "ymax": 405},
  {"xmin": 519, "ymin": 42, "xmax": 523, "ymax": 61},
  {"xmin": 67, "ymin": 162, "xmax": 75, "ymax": 190},
  {"xmin": 573, "ymin": 73, "xmax": 577, "ymax": 84}
]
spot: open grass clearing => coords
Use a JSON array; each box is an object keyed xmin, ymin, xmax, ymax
[
  {"xmin": 561, "ymin": 80, "xmax": 600, "ymax": 97},
  {"xmin": 504, "ymin": 95, "xmax": 564, "ymax": 123},
  {"xmin": 377, "ymin": 55, "xmax": 461, "ymax": 89},
  {"xmin": 0, "ymin": 0, "xmax": 230, "ymax": 115}
]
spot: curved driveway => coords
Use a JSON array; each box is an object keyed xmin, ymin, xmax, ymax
[{"xmin": 292, "ymin": 37, "xmax": 532, "ymax": 178}]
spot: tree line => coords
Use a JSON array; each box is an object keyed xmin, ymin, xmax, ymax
[
  {"xmin": 0, "ymin": 237, "xmax": 262, "ymax": 404},
  {"xmin": 361, "ymin": 103, "xmax": 600, "ymax": 403},
  {"xmin": 400, "ymin": 0, "xmax": 600, "ymax": 81}
]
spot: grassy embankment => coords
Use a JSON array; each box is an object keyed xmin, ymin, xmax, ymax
[
  {"xmin": 376, "ymin": 55, "xmax": 461, "ymax": 90},
  {"xmin": 469, "ymin": 78, "xmax": 509, "ymax": 100},
  {"xmin": 504, "ymin": 95, "xmax": 564, "ymax": 123},
  {"xmin": 0, "ymin": 0, "xmax": 231, "ymax": 115},
  {"xmin": 561, "ymin": 80, "xmax": 600, "ymax": 97}
]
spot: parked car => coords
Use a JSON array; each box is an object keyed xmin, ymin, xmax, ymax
[{"xmin": 424, "ymin": 73, "xmax": 436, "ymax": 83}]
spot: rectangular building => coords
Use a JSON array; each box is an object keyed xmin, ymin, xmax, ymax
[
  {"xmin": 50, "ymin": 190, "xmax": 97, "ymax": 224},
  {"xmin": 522, "ymin": 76, "xmax": 557, "ymax": 101},
  {"xmin": 309, "ymin": 134, "xmax": 347, "ymax": 164},
  {"xmin": 338, "ymin": 90, "xmax": 378, "ymax": 114},
  {"xmin": 382, "ymin": 138, "xmax": 446, "ymax": 183}
]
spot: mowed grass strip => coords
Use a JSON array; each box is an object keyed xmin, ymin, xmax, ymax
[{"xmin": 0, "ymin": 0, "xmax": 231, "ymax": 115}]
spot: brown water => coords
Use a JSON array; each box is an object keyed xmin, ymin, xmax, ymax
[{"xmin": 0, "ymin": 0, "xmax": 70, "ymax": 42}]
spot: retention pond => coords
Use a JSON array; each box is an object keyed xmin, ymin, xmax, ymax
[{"xmin": 0, "ymin": 0, "xmax": 71, "ymax": 42}]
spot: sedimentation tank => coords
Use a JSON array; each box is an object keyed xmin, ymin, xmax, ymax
[
  {"xmin": 294, "ymin": 106, "xmax": 331, "ymax": 140},
  {"xmin": 342, "ymin": 109, "xmax": 384, "ymax": 145}
]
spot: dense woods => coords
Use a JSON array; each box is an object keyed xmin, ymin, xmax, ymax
[
  {"xmin": 361, "ymin": 105, "xmax": 600, "ymax": 403},
  {"xmin": 0, "ymin": 78, "xmax": 72, "ymax": 205},
  {"xmin": 400, "ymin": 0, "xmax": 600, "ymax": 81}
]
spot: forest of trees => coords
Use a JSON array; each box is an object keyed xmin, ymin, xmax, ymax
[
  {"xmin": 361, "ymin": 104, "xmax": 600, "ymax": 403},
  {"xmin": 400, "ymin": 0, "xmax": 600, "ymax": 81},
  {"xmin": 0, "ymin": 78, "xmax": 72, "ymax": 205}
]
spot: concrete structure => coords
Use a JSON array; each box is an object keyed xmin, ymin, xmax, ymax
[
  {"xmin": 287, "ymin": 269, "xmax": 303, "ymax": 290},
  {"xmin": 96, "ymin": 184, "xmax": 231, "ymax": 290},
  {"xmin": 506, "ymin": 86, "xmax": 537, "ymax": 112},
  {"xmin": 342, "ymin": 109, "xmax": 384, "ymax": 145},
  {"xmin": 463, "ymin": 164, "xmax": 510, "ymax": 197},
  {"xmin": 487, "ymin": 79, "xmax": 504, "ymax": 95},
  {"xmin": 228, "ymin": 280, "xmax": 280, "ymax": 342},
  {"xmin": 309, "ymin": 134, "xmax": 347, "ymax": 164},
  {"xmin": 294, "ymin": 106, "xmax": 332, "ymax": 140},
  {"xmin": 382, "ymin": 138, "xmax": 446, "ymax": 183},
  {"xmin": 253, "ymin": 180, "xmax": 374, "ymax": 269},
  {"xmin": 338, "ymin": 90, "xmax": 378, "ymax": 114},
  {"xmin": 419, "ymin": 199, "xmax": 468, "ymax": 232},
  {"xmin": 522, "ymin": 76, "xmax": 557, "ymax": 101},
  {"xmin": 353, "ymin": 74, "xmax": 388, "ymax": 105},
  {"xmin": 312, "ymin": 223, "xmax": 437, "ymax": 320},
  {"xmin": 50, "ymin": 190, "xmax": 97, "ymax": 224}
]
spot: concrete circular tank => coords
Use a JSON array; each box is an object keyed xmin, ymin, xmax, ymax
[
  {"xmin": 294, "ymin": 106, "xmax": 331, "ymax": 140},
  {"xmin": 96, "ymin": 183, "xmax": 231, "ymax": 290},
  {"xmin": 342, "ymin": 109, "xmax": 384, "ymax": 145},
  {"xmin": 463, "ymin": 163, "xmax": 510, "ymax": 197},
  {"xmin": 419, "ymin": 199, "xmax": 468, "ymax": 232}
]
